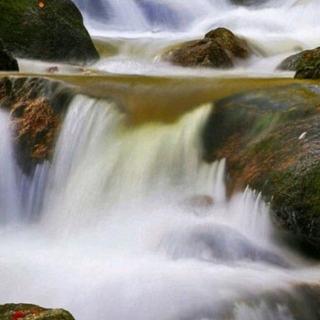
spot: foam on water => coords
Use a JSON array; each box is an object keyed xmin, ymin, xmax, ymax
[
  {"xmin": 74, "ymin": 0, "xmax": 320, "ymax": 76},
  {"xmin": 0, "ymin": 95, "xmax": 319, "ymax": 319}
]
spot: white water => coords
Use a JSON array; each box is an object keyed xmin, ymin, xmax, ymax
[
  {"xmin": 0, "ymin": 95, "xmax": 319, "ymax": 319},
  {"xmin": 70, "ymin": 0, "xmax": 320, "ymax": 76}
]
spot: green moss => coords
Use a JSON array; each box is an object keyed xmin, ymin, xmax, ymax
[{"xmin": 0, "ymin": 0, "xmax": 99, "ymax": 64}]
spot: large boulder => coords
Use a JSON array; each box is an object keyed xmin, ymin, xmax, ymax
[
  {"xmin": 278, "ymin": 47, "xmax": 320, "ymax": 79},
  {"xmin": 0, "ymin": 77, "xmax": 73, "ymax": 173},
  {"xmin": 0, "ymin": 0, "xmax": 99, "ymax": 65},
  {"xmin": 0, "ymin": 41, "xmax": 19, "ymax": 72},
  {"xmin": 0, "ymin": 304, "xmax": 74, "ymax": 320},
  {"xmin": 202, "ymin": 83, "xmax": 320, "ymax": 251},
  {"xmin": 163, "ymin": 27, "xmax": 251, "ymax": 69}
]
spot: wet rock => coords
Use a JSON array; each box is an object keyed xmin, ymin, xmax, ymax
[
  {"xmin": 184, "ymin": 195, "xmax": 214, "ymax": 209},
  {"xmin": 0, "ymin": 0, "xmax": 99, "ymax": 65},
  {"xmin": 0, "ymin": 77, "xmax": 73, "ymax": 173},
  {"xmin": 278, "ymin": 47, "xmax": 320, "ymax": 79},
  {"xmin": 165, "ymin": 224, "xmax": 289, "ymax": 267},
  {"xmin": 163, "ymin": 27, "xmax": 251, "ymax": 69},
  {"xmin": 0, "ymin": 304, "xmax": 75, "ymax": 320},
  {"xmin": 230, "ymin": 0, "xmax": 267, "ymax": 5},
  {"xmin": 229, "ymin": 284, "xmax": 320, "ymax": 320},
  {"xmin": 0, "ymin": 40, "xmax": 19, "ymax": 72},
  {"xmin": 202, "ymin": 83, "xmax": 320, "ymax": 252},
  {"xmin": 11, "ymin": 97, "xmax": 60, "ymax": 163}
]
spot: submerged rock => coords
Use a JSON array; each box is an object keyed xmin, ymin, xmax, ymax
[
  {"xmin": 0, "ymin": 0, "xmax": 99, "ymax": 64},
  {"xmin": 202, "ymin": 83, "xmax": 320, "ymax": 251},
  {"xmin": 278, "ymin": 47, "xmax": 320, "ymax": 79},
  {"xmin": 0, "ymin": 304, "xmax": 74, "ymax": 320},
  {"xmin": 230, "ymin": 0, "xmax": 267, "ymax": 5},
  {"xmin": 165, "ymin": 224, "xmax": 289, "ymax": 267},
  {"xmin": 0, "ymin": 40, "xmax": 19, "ymax": 72},
  {"xmin": 163, "ymin": 27, "xmax": 251, "ymax": 69},
  {"xmin": 0, "ymin": 77, "xmax": 73, "ymax": 173}
]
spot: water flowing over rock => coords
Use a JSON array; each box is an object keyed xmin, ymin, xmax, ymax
[
  {"xmin": 203, "ymin": 83, "xmax": 320, "ymax": 251},
  {"xmin": 163, "ymin": 28, "xmax": 251, "ymax": 69},
  {"xmin": 0, "ymin": 0, "xmax": 99, "ymax": 64},
  {"xmin": 230, "ymin": 0, "xmax": 268, "ymax": 5},
  {"xmin": 278, "ymin": 47, "xmax": 320, "ymax": 79},
  {"xmin": 0, "ymin": 77, "xmax": 74, "ymax": 173},
  {"xmin": 0, "ymin": 304, "xmax": 74, "ymax": 320},
  {"xmin": 0, "ymin": 40, "xmax": 19, "ymax": 72}
]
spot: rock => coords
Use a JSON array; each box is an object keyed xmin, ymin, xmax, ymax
[
  {"xmin": 229, "ymin": 0, "xmax": 267, "ymax": 6},
  {"xmin": 184, "ymin": 195, "xmax": 214, "ymax": 209},
  {"xmin": 0, "ymin": 77, "xmax": 74, "ymax": 173},
  {"xmin": 11, "ymin": 97, "xmax": 60, "ymax": 163},
  {"xmin": 0, "ymin": 40, "xmax": 19, "ymax": 72},
  {"xmin": 0, "ymin": 304, "xmax": 75, "ymax": 320},
  {"xmin": 163, "ymin": 27, "xmax": 251, "ymax": 69},
  {"xmin": 165, "ymin": 224, "xmax": 289, "ymax": 267},
  {"xmin": 202, "ymin": 83, "xmax": 320, "ymax": 251},
  {"xmin": 278, "ymin": 47, "xmax": 320, "ymax": 79},
  {"xmin": 204, "ymin": 28, "xmax": 251, "ymax": 59},
  {"xmin": 0, "ymin": 0, "xmax": 99, "ymax": 65}
]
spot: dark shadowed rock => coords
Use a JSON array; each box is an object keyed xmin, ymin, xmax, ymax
[
  {"xmin": 0, "ymin": 0, "xmax": 99, "ymax": 65},
  {"xmin": 0, "ymin": 40, "xmax": 19, "ymax": 72},
  {"xmin": 278, "ymin": 47, "xmax": 320, "ymax": 79},
  {"xmin": 163, "ymin": 27, "xmax": 251, "ymax": 69},
  {"xmin": 202, "ymin": 83, "xmax": 320, "ymax": 251},
  {"xmin": 0, "ymin": 304, "xmax": 75, "ymax": 320}
]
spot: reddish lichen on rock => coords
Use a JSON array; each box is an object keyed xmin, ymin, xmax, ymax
[{"xmin": 11, "ymin": 97, "xmax": 60, "ymax": 162}]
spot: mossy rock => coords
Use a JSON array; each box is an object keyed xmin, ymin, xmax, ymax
[
  {"xmin": 278, "ymin": 47, "xmax": 320, "ymax": 79},
  {"xmin": 0, "ymin": 0, "xmax": 99, "ymax": 64},
  {"xmin": 0, "ymin": 304, "xmax": 74, "ymax": 320},
  {"xmin": 202, "ymin": 83, "xmax": 320, "ymax": 251}
]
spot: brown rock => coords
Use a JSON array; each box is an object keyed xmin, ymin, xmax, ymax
[
  {"xmin": 0, "ymin": 77, "xmax": 73, "ymax": 173},
  {"xmin": 163, "ymin": 27, "xmax": 251, "ymax": 69},
  {"xmin": 11, "ymin": 97, "xmax": 60, "ymax": 162},
  {"xmin": 204, "ymin": 27, "xmax": 251, "ymax": 59}
]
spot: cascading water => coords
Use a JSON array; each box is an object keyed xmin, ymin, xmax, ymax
[
  {"xmin": 0, "ymin": 93, "xmax": 320, "ymax": 320},
  {"xmin": 67, "ymin": 0, "xmax": 320, "ymax": 77}
]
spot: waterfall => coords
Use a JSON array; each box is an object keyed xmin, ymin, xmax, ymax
[
  {"xmin": 72, "ymin": 0, "xmax": 320, "ymax": 77},
  {"xmin": 0, "ymin": 110, "xmax": 21, "ymax": 224},
  {"xmin": 0, "ymin": 93, "xmax": 319, "ymax": 320},
  {"xmin": 75, "ymin": 0, "xmax": 320, "ymax": 41}
]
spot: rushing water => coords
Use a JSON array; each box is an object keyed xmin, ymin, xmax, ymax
[
  {"xmin": 1, "ymin": 0, "xmax": 320, "ymax": 319},
  {"xmin": 18, "ymin": 0, "xmax": 320, "ymax": 76},
  {"xmin": 67, "ymin": 0, "xmax": 320, "ymax": 76},
  {"xmin": 0, "ymin": 93, "xmax": 319, "ymax": 320}
]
